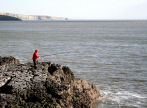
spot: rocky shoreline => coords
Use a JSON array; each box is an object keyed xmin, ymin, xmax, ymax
[{"xmin": 0, "ymin": 56, "xmax": 100, "ymax": 108}]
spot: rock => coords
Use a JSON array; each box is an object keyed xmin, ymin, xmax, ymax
[
  {"xmin": 0, "ymin": 57, "xmax": 100, "ymax": 108},
  {"xmin": 0, "ymin": 56, "xmax": 20, "ymax": 65},
  {"xmin": 0, "ymin": 76, "xmax": 11, "ymax": 88}
]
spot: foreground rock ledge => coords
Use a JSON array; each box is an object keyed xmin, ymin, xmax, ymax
[{"xmin": 0, "ymin": 56, "xmax": 100, "ymax": 108}]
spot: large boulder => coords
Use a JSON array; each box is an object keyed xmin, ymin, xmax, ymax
[{"xmin": 0, "ymin": 57, "xmax": 100, "ymax": 108}]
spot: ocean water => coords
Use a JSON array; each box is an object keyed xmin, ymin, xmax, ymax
[{"xmin": 0, "ymin": 21, "xmax": 147, "ymax": 108}]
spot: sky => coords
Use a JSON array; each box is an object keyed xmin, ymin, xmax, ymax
[{"xmin": 0, "ymin": 0, "xmax": 147, "ymax": 19}]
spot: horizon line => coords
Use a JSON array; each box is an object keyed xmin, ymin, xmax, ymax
[{"xmin": 1, "ymin": 11, "xmax": 147, "ymax": 21}]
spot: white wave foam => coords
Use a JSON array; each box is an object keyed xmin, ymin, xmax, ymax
[
  {"xmin": 98, "ymin": 90, "xmax": 147, "ymax": 107},
  {"xmin": 116, "ymin": 91, "xmax": 146, "ymax": 99}
]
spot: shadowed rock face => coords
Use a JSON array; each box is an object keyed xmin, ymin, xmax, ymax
[{"xmin": 0, "ymin": 57, "xmax": 100, "ymax": 108}]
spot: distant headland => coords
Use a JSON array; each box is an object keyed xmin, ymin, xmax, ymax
[
  {"xmin": 0, "ymin": 12, "xmax": 68, "ymax": 21},
  {"xmin": 0, "ymin": 15, "xmax": 21, "ymax": 21}
]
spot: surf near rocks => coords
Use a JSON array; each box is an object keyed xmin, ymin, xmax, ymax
[{"xmin": 0, "ymin": 56, "xmax": 100, "ymax": 108}]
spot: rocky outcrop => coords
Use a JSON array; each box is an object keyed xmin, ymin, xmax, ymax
[
  {"xmin": 0, "ymin": 12, "xmax": 67, "ymax": 21},
  {"xmin": 0, "ymin": 57, "xmax": 100, "ymax": 108}
]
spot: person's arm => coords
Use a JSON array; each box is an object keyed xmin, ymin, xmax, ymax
[{"xmin": 37, "ymin": 54, "xmax": 40, "ymax": 58}]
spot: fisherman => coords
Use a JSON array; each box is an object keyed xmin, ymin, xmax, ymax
[{"xmin": 32, "ymin": 49, "xmax": 39, "ymax": 69}]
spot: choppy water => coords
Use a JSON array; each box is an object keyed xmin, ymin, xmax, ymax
[{"xmin": 0, "ymin": 21, "xmax": 147, "ymax": 108}]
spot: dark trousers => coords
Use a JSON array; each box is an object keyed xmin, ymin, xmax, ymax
[{"xmin": 33, "ymin": 60, "xmax": 37, "ymax": 69}]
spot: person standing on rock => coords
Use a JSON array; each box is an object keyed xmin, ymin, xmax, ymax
[{"xmin": 32, "ymin": 49, "xmax": 40, "ymax": 69}]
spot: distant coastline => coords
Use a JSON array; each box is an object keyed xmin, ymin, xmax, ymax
[
  {"xmin": 0, "ymin": 12, "xmax": 67, "ymax": 21},
  {"xmin": 0, "ymin": 12, "xmax": 146, "ymax": 21},
  {"xmin": 0, "ymin": 15, "xmax": 21, "ymax": 21}
]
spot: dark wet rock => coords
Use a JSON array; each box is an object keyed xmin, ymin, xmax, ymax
[{"xmin": 0, "ymin": 56, "xmax": 100, "ymax": 108}]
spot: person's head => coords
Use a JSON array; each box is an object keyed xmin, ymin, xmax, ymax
[{"xmin": 35, "ymin": 49, "xmax": 38, "ymax": 53}]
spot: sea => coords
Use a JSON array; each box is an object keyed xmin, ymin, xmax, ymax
[{"xmin": 0, "ymin": 20, "xmax": 147, "ymax": 108}]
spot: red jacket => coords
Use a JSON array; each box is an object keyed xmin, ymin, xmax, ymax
[{"xmin": 32, "ymin": 49, "xmax": 39, "ymax": 60}]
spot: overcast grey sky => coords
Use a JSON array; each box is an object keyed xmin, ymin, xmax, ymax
[{"xmin": 0, "ymin": 0, "xmax": 147, "ymax": 19}]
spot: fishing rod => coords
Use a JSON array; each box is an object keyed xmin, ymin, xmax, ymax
[{"xmin": 40, "ymin": 51, "xmax": 71, "ymax": 58}]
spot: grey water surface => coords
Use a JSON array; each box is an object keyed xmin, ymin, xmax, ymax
[{"xmin": 0, "ymin": 21, "xmax": 147, "ymax": 108}]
